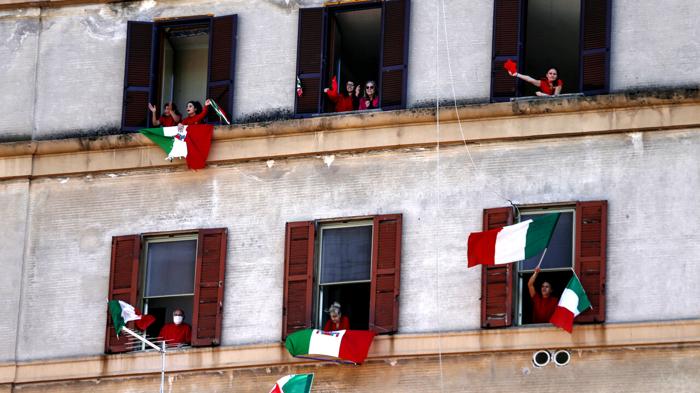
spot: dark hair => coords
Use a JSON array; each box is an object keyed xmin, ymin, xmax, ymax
[
  {"xmin": 188, "ymin": 100, "xmax": 203, "ymax": 115},
  {"xmin": 165, "ymin": 102, "xmax": 181, "ymax": 117},
  {"xmin": 544, "ymin": 67, "xmax": 560, "ymax": 84},
  {"xmin": 340, "ymin": 79, "xmax": 355, "ymax": 98}
]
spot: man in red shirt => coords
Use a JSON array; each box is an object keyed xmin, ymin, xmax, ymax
[
  {"xmin": 159, "ymin": 308, "xmax": 191, "ymax": 346},
  {"xmin": 528, "ymin": 267, "xmax": 559, "ymax": 323}
]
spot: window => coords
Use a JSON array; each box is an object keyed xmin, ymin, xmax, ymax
[
  {"xmin": 490, "ymin": 0, "xmax": 611, "ymax": 101},
  {"xmin": 294, "ymin": 0, "xmax": 410, "ymax": 116},
  {"xmin": 282, "ymin": 215, "xmax": 402, "ymax": 338},
  {"xmin": 105, "ymin": 228, "xmax": 227, "ymax": 354},
  {"xmin": 480, "ymin": 201, "xmax": 606, "ymax": 329},
  {"xmin": 121, "ymin": 15, "xmax": 237, "ymax": 131}
]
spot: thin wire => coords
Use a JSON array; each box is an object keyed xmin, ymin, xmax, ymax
[
  {"xmin": 434, "ymin": 1, "xmax": 445, "ymax": 392},
  {"xmin": 439, "ymin": 0, "xmax": 511, "ymax": 205}
]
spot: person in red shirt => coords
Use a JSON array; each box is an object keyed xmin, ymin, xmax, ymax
[
  {"xmin": 359, "ymin": 81, "xmax": 379, "ymax": 110},
  {"xmin": 509, "ymin": 67, "xmax": 563, "ymax": 96},
  {"xmin": 158, "ymin": 308, "xmax": 192, "ymax": 346},
  {"xmin": 180, "ymin": 99, "xmax": 211, "ymax": 126},
  {"xmin": 324, "ymin": 76, "xmax": 360, "ymax": 112},
  {"xmin": 323, "ymin": 302, "xmax": 350, "ymax": 331},
  {"xmin": 528, "ymin": 267, "xmax": 559, "ymax": 323},
  {"xmin": 148, "ymin": 102, "xmax": 181, "ymax": 127}
]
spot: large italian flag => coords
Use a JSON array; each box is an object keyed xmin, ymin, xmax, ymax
[
  {"xmin": 108, "ymin": 300, "xmax": 155, "ymax": 335},
  {"xmin": 285, "ymin": 329, "xmax": 376, "ymax": 364},
  {"xmin": 140, "ymin": 124, "xmax": 214, "ymax": 170},
  {"xmin": 269, "ymin": 374, "xmax": 314, "ymax": 393},
  {"xmin": 467, "ymin": 213, "xmax": 560, "ymax": 267},
  {"xmin": 550, "ymin": 275, "xmax": 592, "ymax": 333}
]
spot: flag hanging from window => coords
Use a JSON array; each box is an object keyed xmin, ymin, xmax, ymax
[
  {"xmin": 549, "ymin": 275, "xmax": 592, "ymax": 333},
  {"xmin": 108, "ymin": 300, "xmax": 156, "ymax": 336},
  {"xmin": 269, "ymin": 374, "xmax": 314, "ymax": 393},
  {"xmin": 285, "ymin": 329, "xmax": 376, "ymax": 365},
  {"xmin": 467, "ymin": 213, "xmax": 560, "ymax": 267},
  {"xmin": 296, "ymin": 76, "xmax": 303, "ymax": 97},
  {"xmin": 140, "ymin": 124, "xmax": 214, "ymax": 170}
]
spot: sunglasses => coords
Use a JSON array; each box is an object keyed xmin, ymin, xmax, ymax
[{"xmin": 366, "ymin": 85, "xmax": 375, "ymax": 89}]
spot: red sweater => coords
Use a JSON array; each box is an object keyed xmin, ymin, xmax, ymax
[
  {"xmin": 159, "ymin": 323, "xmax": 192, "ymax": 345},
  {"xmin": 325, "ymin": 79, "xmax": 356, "ymax": 112},
  {"xmin": 181, "ymin": 106, "xmax": 209, "ymax": 125},
  {"xmin": 159, "ymin": 115, "xmax": 177, "ymax": 127},
  {"xmin": 323, "ymin": 315, "xmax": 350, "ymax": 331},
  {"xmin": 531, "ymin": 294, "xmax": 558, "ymax": 323},
  {"xmin": 539, "ymin": 78, "xmax": 564, "ymax": 95}
]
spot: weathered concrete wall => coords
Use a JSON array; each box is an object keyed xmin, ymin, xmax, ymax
[
  {"xmin": 0, "ymin": 180, "xmax": 29, "ymax": 361},
  {"xmin": 9, "ymin": 344, "xmax": 700, "ymax": 392},
  {"xmin": 10, "ymin": 128, "xmax": 700, "ymax": 361},
  {"xmin": 2, "ymin": 0, "xmax": 700, "ymax": 140}
]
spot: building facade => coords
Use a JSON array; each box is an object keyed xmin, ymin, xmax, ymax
[{"xmin": 1, "ymin": 0, "xmax": 699, "ymax": 392}]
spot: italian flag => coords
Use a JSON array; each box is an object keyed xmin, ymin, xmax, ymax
[
  {"xmin": 140, "ymin": 124, "xmax": 214, "ymax": 170},
  {"xmin": 467, "ymin": 213, "xmax": 560, "ymax": 267},
  {"xmin": 550, "ymin": 275, "xmax": 592, "ymax": 333},
  {"xmin": 108, "ymin": 300, "xmax": 155, "ymax": 335},
  {"xmin": 285, "ymin": 329, "xmax": 376, "ymax": 364},
  {"xmin": 269, "ymin": 374, "xmax": 314, "ymax": 393}
]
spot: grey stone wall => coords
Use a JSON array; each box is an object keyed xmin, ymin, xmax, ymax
[
  {"xmin": 1, "ymin": 0, "xmax": 699, "ymax": 140},
  {"xmin": 8, "ymin": 128, "xmax": 700, "ymax": 361}
]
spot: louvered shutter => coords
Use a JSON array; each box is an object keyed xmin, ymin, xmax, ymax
[
  {"xmin": 105, "ymin": 235, "xmax": 141, "ymax": 353},
  {"xmin": 207, "ymin": 15, "xmax": 237, "ymax": 124},
  {"xmin": 191, "ymin": 228, "xmax": 227, "ymax": 346},
  {"xmin": 282, "ymin": 221, "xmax": 315, "ymax": 339},
  {"xmin": 369, "ymin": 214, "xmax": 402, "ymax": 334},
  {"xmin": 575, "ymin": 201, "xmax": 607, "ymax": 323},
  {"xmin": 294, "ymin": 8, "xmax": 326, "ymax": 116},
  {"xmin": 579, "ymin": 0, "xmax": 611, "ymax": 95},
  {"xmin": 379, "ymin": 0, "xmax": 410, "ymax": 110},
  {"xmin": 480, "ymin": 207, "xmax": 514, "ymax": 328},
  {"xmin": 490, "ymin": 0, "xmax": 523, "ymax": 101},
  {"xmin": 121, "ymin": 21, "xmax": 155, "ymax": 131}
]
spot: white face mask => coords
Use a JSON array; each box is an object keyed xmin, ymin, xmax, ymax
[{"xmin": 173, "ymin": 315, "xmax": 184, "ymax": 325}]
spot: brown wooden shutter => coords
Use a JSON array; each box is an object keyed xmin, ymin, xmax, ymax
[
  {"xmin": 121, "ymin": 21, "xmax": 155, "ymax": 131},
  {"xmin": 379, "ymin": 0, "xmax": 410, "ymax": 110},
  {"xmin": 579, "ymin": 0, "xmax": 611, "ymax": 95},
  {"xmin": 105, "ymin": 235, "xmax": 141, "ymax": 354},
  {"xmin": 575, "ymin": 200, "xmax": 607, "ymax": 323},
  {"xmin": 207, "ymin": 15, "xmax": 238, "ymax": 124},
  {"xmin": 282, "ymin": 221, "xmax": 315, "ymax": 339},
  {"xmin": 191, "ymin": 228, "xmax": 228, "ymax": 346},
  {"xmin": 480, "ymin": 207, "xmax": 514, "ymax": 328},
  {"xmin": 490, "ymin": 0, "xmax": 523, "ymax": 101},
  {"xmin": 294, "ymin": 8, "xmax": 326, "ymax": 116},
  {"xmin": 369, "ymin": 214, "xmax": 402, "ymax": 334}
]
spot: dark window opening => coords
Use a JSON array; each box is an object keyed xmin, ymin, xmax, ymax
[
  {"xmin": 323, "ymin": 7, "xmax": 382, "ymax": 113},
  {"xmin": 517, "ymin": 210, "xmax": 575, "ymax": 325},
  {"xmin": 316, "ymin": 223, "xmax": 373, "ymax": 330},
  {"xmin": 522, "ymin": 0, "xmax": 581, "ymax": 96},
  {"xmin": 156, "ymin": 25, "xmax": 210, "ymax": 119}
]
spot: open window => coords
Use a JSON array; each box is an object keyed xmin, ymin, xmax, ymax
[
  {"xmin": 480, "ymin": 201, "xmax": 606, "ymax": 329},
  {"xmin": 282, "ymin": 215, "xmax": 401, "ymax": 339},
  {"xmin": 105, "ymin": 229, "xmax": 227, "ymax": 354},
  {"xmin": 121, "ymin": 15, "xmax": 237, "ymax": 131},
  {"xmin": 294, "ymin": 0, "xmax": 410, "ymax": 116},
  {"xmin": 490, "ymin": 0, "xmax": 611, "ymax": 100}
]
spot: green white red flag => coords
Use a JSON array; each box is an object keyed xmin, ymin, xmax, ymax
[
  {"xmin": 285, "ymin": 329, "xmax": 376, "ymax": 364},
  {"xmin": 140, "ymin": 124, "xmax": 214, "ymax": 169},
  {"xmin": 467, "ymin": 213, "xmax": 560, "ymax": 267},
  {"xmin": 108, "ymin": 300, "xmax": 155, "ymax": 335},
  {"xmin": 549, "ymin": 275, "xmax": 592, "ymax": 333},
  {"xmin": 269, "ymin": 374, "xmax": 314, "ymax": 393}
]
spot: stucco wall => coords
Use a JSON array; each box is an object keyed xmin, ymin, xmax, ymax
[
  {"xmin": 10, "ymin": 128, "xmax": 700, "ymax": 361},
  {"xmin": 1, "ymin": 0, "xmax": 699, "ymax": 140}
]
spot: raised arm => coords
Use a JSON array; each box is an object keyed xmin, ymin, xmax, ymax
[
  {"xmin": 169, "ymin": 102, "xmax": 181, "ymax": 123},
  {"xmin": 324, "ymin": 76, "xmax": 339, "ymax": 102},
  {"xmin": 509, "ymin": 71, "xmax": 541, "ymax": 88},
  {"xmin": 528, "ymin": 267, "xmax": 540, "ymax": 298},
  {"xmin": 148, "ymin": 103, "xmax": 161, "ymax": 126}
]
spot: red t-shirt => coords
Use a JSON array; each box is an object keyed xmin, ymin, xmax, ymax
[
  {"xmin": 539, "ymin": 78, "xmax": 563, "ymax": 95},
  {"xmin": 531, "ymin": 294, "xmax": 558, "ymax": 323},
  {"xmin": 159, "ymin": 115, "xmax": 177, "ymax": 127},
  {"xmin": 159, "ymin": 323, "xmax": 192, "ymax": 345},
  {"xmin": 323, "ymin": 315, "xmax": 350, "ymax": 331},
  {"xmin": 181, "ymin": 106, "xmax": 209, "ymax": 125}
]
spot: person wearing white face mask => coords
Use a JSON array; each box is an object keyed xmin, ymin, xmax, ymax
[{"xmin": 158, "ymin": 308, "xmax": 192, "ymax": 346}]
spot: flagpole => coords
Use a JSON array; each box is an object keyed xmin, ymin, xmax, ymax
[
  {"xmin": 121, "ymin": 326, "xmax": 164, "ymax": 352},
  {"xmin": 535, "ymin": 247, "xmax": 548, "ymax": 269},
  {"xmin": 160, "ymin": 341, "xmax": 166, "ymax": 393}
]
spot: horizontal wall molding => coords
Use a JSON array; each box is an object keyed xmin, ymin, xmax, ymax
[
  {"xmin": 2, "ymin": 319, "xmax": 699, "ymax": 385},
  {"xmin": 1, "ymin": 92, "xmax": 700, "ymax": 180}
]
